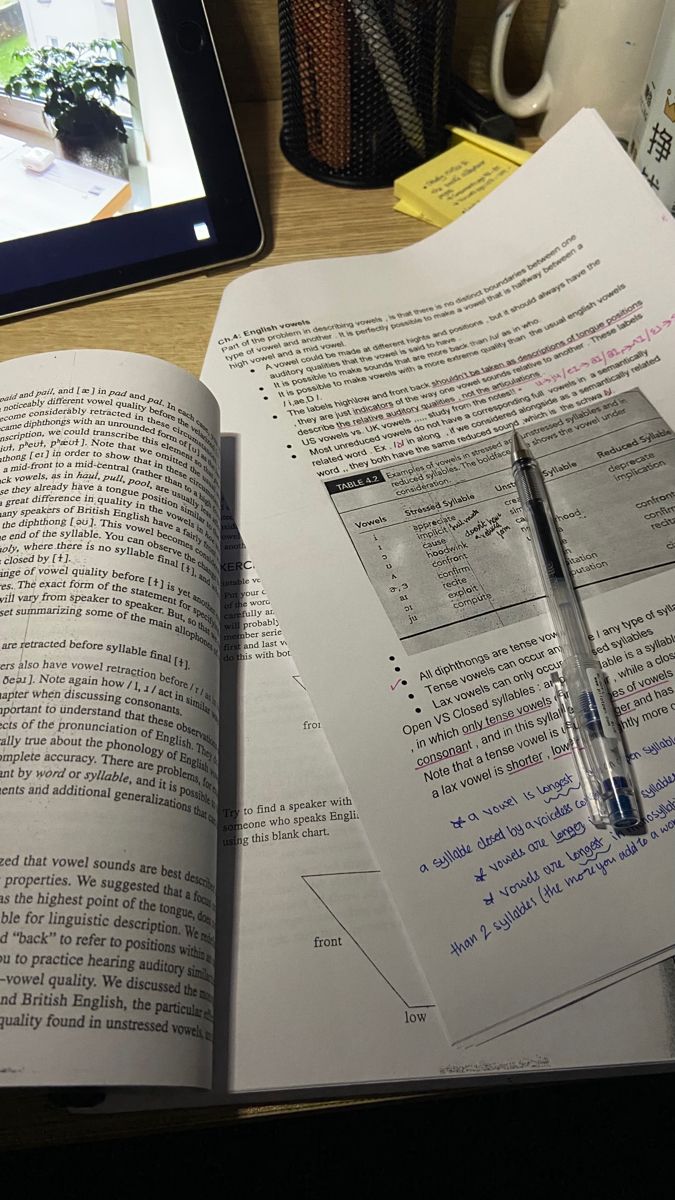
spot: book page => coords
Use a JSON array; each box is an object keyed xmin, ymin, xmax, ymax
[
  {"xmin": 204, "ymin": 111, "xmax": 675, "ymax": 1045},
  {"xmin": 0, "ymin": 351, "xmax": 220, "ymax": 1087}
]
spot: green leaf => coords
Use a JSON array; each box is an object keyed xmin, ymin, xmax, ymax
[{"xmin": 3, "ymin": 38, "xmax": 132, "ymax": 141}]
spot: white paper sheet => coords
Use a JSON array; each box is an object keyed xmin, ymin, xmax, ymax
[
  {"xmin": 204, "ymin": 112, "xmax": 675, "ymax": 1043},
  {"xmin": 220, "ymin": 567, "xmax": 675, "ymax": 1091}
]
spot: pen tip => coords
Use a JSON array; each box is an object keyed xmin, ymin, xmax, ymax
[{"xmin": 511, "ymin": 428, "xmax": 530, "ymax": 466}]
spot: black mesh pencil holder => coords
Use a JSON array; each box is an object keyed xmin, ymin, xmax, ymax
[{"xmin": 279, "ymin": 0, "xmax": 456, "ymax": 187}]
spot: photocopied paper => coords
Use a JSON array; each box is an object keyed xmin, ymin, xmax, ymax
[{"xmin": 204, "ymin": 112, "xmax": 675, "ymax": 1045}]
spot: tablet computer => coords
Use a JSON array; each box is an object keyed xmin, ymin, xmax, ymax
[{"xmin": 0, "ymin": 0, "xmax": 264, "ymax": 319}]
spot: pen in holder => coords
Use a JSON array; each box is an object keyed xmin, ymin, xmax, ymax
[{"xmin": 278, "ymin": 0, "xmax": 456, "ymax": 187}]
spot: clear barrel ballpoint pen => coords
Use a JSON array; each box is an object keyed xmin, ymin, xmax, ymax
[{"xmin": 511, "ymin": 430, "xmax": 641, "ymax": 831}]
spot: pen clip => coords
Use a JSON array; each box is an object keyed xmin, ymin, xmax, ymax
[{"xmin": 551, "ymin": 671, "xmax": 608, "ymax": 828}]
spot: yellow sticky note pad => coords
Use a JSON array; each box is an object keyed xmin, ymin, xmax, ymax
[
  {"xmin": 393, "ymin": 197, "xmax": 439, "ymax": 226},
  {"xmin": 394, "ymin": 128, "xmax": 531, "ymax": 228},
  {"xmin": 446, "ymin": 126, "xmax": 531, "ymax": 167}
]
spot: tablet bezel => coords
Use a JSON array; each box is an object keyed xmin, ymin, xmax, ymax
[{"xmin": 0, "ymin": 0, "xmax": 264, "ymax": 321}]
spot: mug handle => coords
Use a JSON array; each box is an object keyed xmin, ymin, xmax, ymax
[{"xmin": 490, "ymin": 0, "xmax": 554, "ymax": 119}]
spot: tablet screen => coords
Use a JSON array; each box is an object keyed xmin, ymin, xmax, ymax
[{"xmin": 0, "ymin": 0, "xmax": 263, "ymax": 317}]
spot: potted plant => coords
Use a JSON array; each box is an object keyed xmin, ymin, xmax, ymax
[{"xmin": 4, "ymin": 38, "xmax": 133, "ymax": 178}]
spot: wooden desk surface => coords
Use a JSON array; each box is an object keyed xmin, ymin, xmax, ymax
[{"xmin": 0, "ymin": 102, "xmax": 539, "ymax": 1150}]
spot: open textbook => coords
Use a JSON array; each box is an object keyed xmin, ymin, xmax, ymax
[
  {"xmin": 5, "ymin": 351, "xmax": 674, "ymax": 1095},
  {"xmin": 204, "ymin": 109, "xmax": 675, "ymax": 1051},
  {"xmin": 2, "ymin": 110, "xmax": 675, "ymax": 1093},
  {"xmin": 1, "ymin": 356, "xmax": 675, "ymax": 1096}
]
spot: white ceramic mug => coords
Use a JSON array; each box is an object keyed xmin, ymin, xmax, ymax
[{"xmin": 490, "ymin": 0, "xmax": 665, "ymax": 140}]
